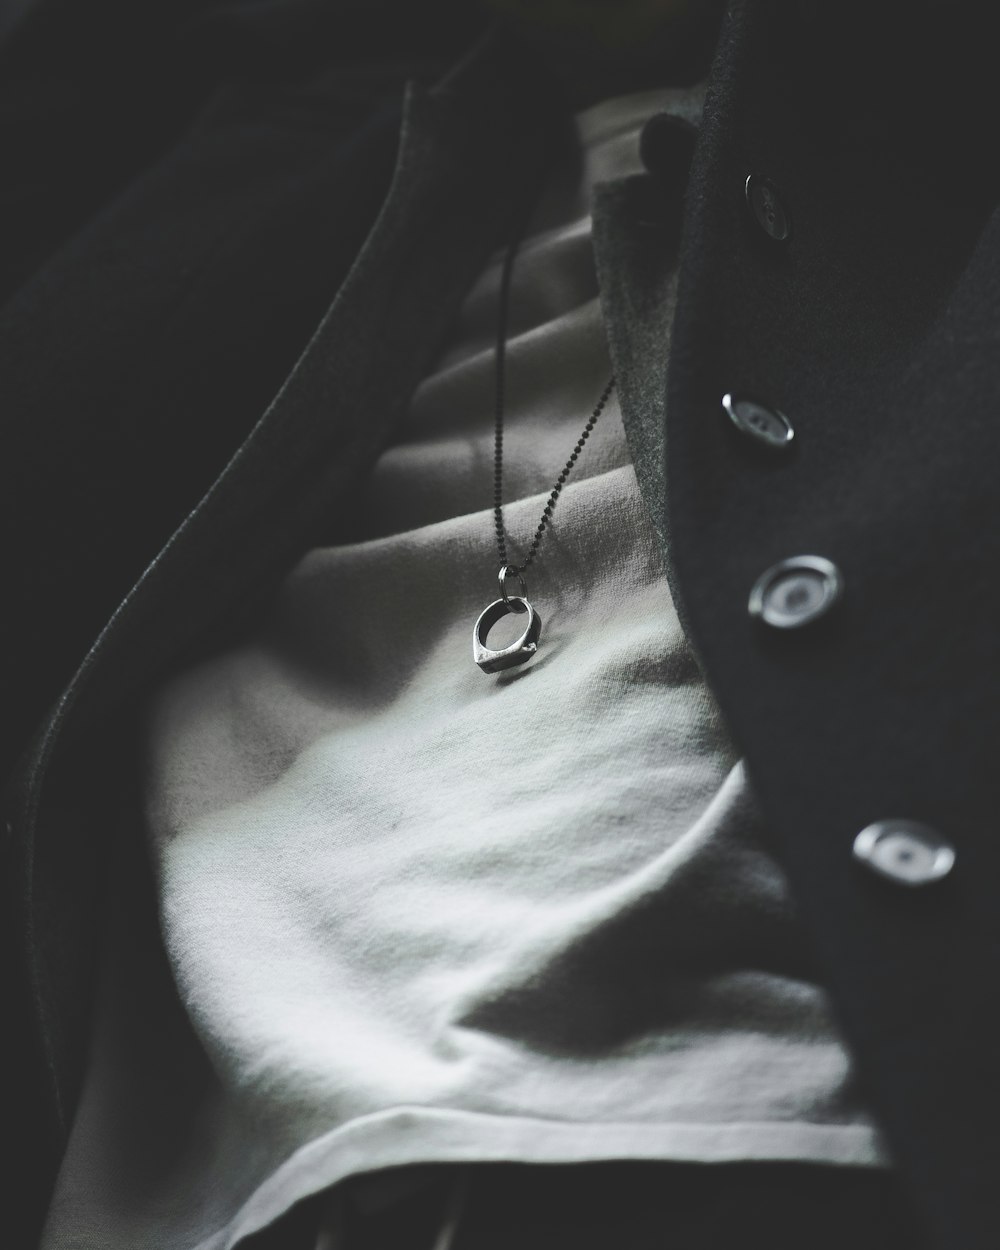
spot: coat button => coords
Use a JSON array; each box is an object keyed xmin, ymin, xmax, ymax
[
  {"xmin": 722, "ymin": 393, "xmax": 794, "ymax": 450},
  {"xmin": 853, "ymin": 819, "xmax": 956, "ymax": 886},
  {"xmin": 639, "ymin": 113, "xmax": 696, "ymax": 179},
  {"xmin": 749, "ymin": 555, "xmax": 843, "ymax": 628},
  {"xmin": 745, "ymin": 173, "xmax": 792, "ymax": 242}
]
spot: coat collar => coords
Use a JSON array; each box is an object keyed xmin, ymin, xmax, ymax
[{"xmin": 6, "ymin": 18, "xmax": 565, "ymax": 1170}]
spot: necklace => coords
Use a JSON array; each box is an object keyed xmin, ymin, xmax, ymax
[{"xmin": 472, "ymin": 228, "xmax": 617, "ymax": 674}]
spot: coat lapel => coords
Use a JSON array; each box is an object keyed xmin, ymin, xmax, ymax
[{"xmin": 7, "ymin": 27, "xmax": 558, "ymax": 1170}]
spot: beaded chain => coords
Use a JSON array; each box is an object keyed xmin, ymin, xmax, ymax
[{"xmin": 491, "ymin": 230, "xmax": 617, "ymax": 578}]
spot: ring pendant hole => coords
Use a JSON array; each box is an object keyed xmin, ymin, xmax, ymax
[{"xmin": 485, "ymin": 600, "xmax": 529, "ymax": 649}]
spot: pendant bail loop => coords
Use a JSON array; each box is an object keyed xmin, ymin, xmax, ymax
[{"xmin": 498, "ymin": 565, "xmax": 528, "ymax": 609}]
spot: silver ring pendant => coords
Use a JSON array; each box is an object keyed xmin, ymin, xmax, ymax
[{"xmin": 473, "ymin": 596, "xmax": 542, "ymax": 673}]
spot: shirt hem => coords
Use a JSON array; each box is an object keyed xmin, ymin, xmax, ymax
[{"xmin": 198, "ymin": 1106, "xmax": 890, "ymax": 1250}]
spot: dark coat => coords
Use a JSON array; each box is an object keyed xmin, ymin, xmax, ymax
[{"xmin": 3, "ymin": 2, "xmax": 998, "ymax": 1245}]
